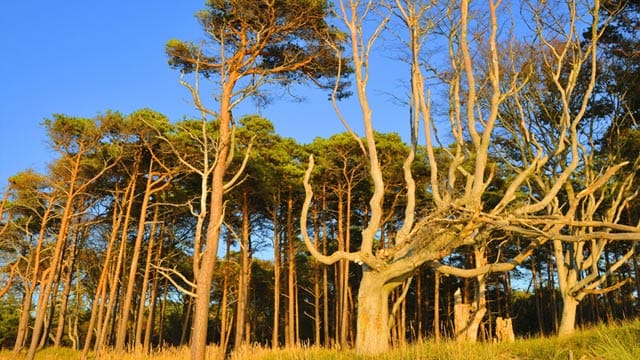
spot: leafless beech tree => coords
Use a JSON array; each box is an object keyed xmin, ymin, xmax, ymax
[{"xmin": 301, "ymin": 0, "xmax": 639, "ymax": 354}]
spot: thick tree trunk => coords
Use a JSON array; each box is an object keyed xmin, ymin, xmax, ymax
[
  {"xmin": 355, "ymin": 271, "xmax": 390, "ymax": 354},
  {"xmin": 558, "ymin": 295, "xmax": 579, "ymax": 336},
  {"xmin": 190, "ymin": 108, "xmax": 231, "ymax": 360},
  {"xmin": 464, "ymin": 247, "xmax": 488, "ymax": 343}
]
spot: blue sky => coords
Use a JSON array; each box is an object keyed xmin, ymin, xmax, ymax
[{"xmin": 0, "ymin": 1, "xmax": 410, "ymax": 187}]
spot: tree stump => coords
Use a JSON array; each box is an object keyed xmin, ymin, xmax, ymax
[
  {"xmin": 495, "ymin": 316, "xmax": 515, "ymax": 342},
  {"xmin": 453, "ymin": 289, "xmax": 471, "ymax": 340}
]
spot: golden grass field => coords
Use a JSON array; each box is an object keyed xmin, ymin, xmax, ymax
[{"xmin": 3, "ymin": 320, "xmax": 639, "ymax": 360}]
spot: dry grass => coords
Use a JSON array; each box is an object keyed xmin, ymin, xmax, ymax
[{"xmin": 2, "ymin": 320, "xmax": 639, "ymax": 360}]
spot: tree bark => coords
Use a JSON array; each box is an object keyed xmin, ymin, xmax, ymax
[
  {"xmin": 271, "ymin": 191, "xmax": 281, "ymax": 348},
  {"xmin": 558, "ymin": 296, "xmax": 579, "ymax": 336},
  {"xmin": 95, "ymin": 173, "xmax": 137, "ymax": 355},
  {"xmin": 433, "ymin": 270, "xmax": 440, "ymax": 342},
  {"xmin": 143, "ymin": 219, "xmax": 164, "ymax": 354},
  {"xmin": 355, "ymin": 271, "xmax": 390, "ymax": 354},
  {"xmin": 312, "ymin": 202, "xmax": 321, "ymax": 346},
  {"xmin": 219, "ymin": 234, "xmax": 232, "ymax": 352},
  {"xmin": 116, "ymin": 159, "xmax": 168, "ymax": 352},
  {"xmin": 81, "ymin": 182, "xmax": 128, "ymax": 358},
  {"xmin": 190, "ymin": 84, "xmax": 233, "ymax": 360},
  {"xmin": 26, "ymin": 151, "xmax": 83, "ymax": 360},
  {"xmin": 234, "ymin": 191, "xmax": 252, "ymax": 349},
  {"xmin": 14, "ymin": 195, "xmax": 55, "ymax": 353},
  {"xmin": 285, "ymin": 190, "xmax": 297, "ymax": 347},
  {"xmin": 136, "ymin": 205, "xmax": 160, "ymax": 351},
  {"xmin": 54, "ymin": 229, "xmax": 79, "ymax": 347}
]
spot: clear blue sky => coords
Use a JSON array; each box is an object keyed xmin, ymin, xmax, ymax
[{"xmin": 0, "ymin": 1, "xmax": 410, "ymax": 187}]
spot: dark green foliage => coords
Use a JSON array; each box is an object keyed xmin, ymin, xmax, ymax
[
  {"xmin": 0, "ymin": 294, "xmax": 20, "ymax": 348},
  {"xmin": 166, "ymin": 0, "xmax": 351, "ymax": 99}
]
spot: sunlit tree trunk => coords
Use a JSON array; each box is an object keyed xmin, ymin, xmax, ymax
[
  {"xmin": 285, "ymin": 190, "xmax": 296, "ymax": 347},
  {"xmin": 96, "ymin": 170, "xmax": 138, "ymax": 355},
  {"xmin": 81, "ymin": 181, "xmax": 129, "ymax": 358},
  {"xmin": 234, "ymin": 191, "xmax": 252, "ymax": 349},
  {"xmin": 143, "ymin": 218, "xmax": 165, "ymax": 354},
  {"xmin": 321, "ymin": 184, "xmax": 330, "ymax": 347},
  {"xmin": 312, "ymin": 202, "xmax": 322, "ymax": 346},
  {"xmin": 14, "ymin": 194, "xmax": 55, "ymax": 353},
  {"xmin": 219, "ymin": 233, "xmax": 232, "ymax": 352},
  {"xmin": 271, "ymin": 191, "xmax": 281, "ymax": 348},
  {"xmin": 116, "ymin": 158, "xmax": 170, "ymax": 351},
  {"xmin": 27, "ymin": 152, "xmax": 83, "ymax": 360},
  {"xmin": 53, "ymin": 224, "xmax": 81, "ymax": 347},
  {"xmin": 135, "ymin": 205, "xmax": 160, "ymax": 351},
  {"xmin": 355, "ymin": 271, "xmax": 390, "ymax": 353}
]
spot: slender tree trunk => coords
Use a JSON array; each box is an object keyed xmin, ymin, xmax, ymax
[
  {"xmin": 312, "ymin": 202, "xmax": 321, "ymax": 346},
  {"xmin": 95, "ymin": 175, "xmax": 137, "ymax": 355},
  {"xmin": 219, "ymin": 234, "xmax": 232, "ymax": 352},
  {"xmin": 14, "ymin": 198, "xmax": 55, "ymax": 353},
  {"xmin": 54, "ymin": 229, "xmax": 79, "ymax": 347},
  {"xmin": 433, "ymin": 271, "xmax": 440, "ymax": 342},
  {"xmin": 604, "ymin": 249, "xmax": 614, "ymax": 322},
  {"xmin": 530, "ymin": 256, "xmax": 544, "ymax": 334},
  {"xmin": 335, "ymin": 192, "xmax": 346, "ymax": 348},
  {"xmin": 116, "ymin": 160, "xmax": 168, "ymax": 352},
  {"xmin": 632, "ymin": 251, "xmax": 640, "ymax": 315},
  {"xmin": 548, "ymin": 244, "xmax": 559, "ymax": 333},
  {"xmin": 271, "ymin": 192, "xmax": 281, "ymax": 348},
  {"xmin": 415, "ymin": 269, "xmax": 422, "ymax": 339},
  {"xmin": 180, "ymin": 296, "xmax": 193, "ymax": 346},
  {"xmin": 159, "ymin": 278, "xmax": 170, "ymax": 345},
  {"xmin": 341, "ymin": 186, "xmax": 353, "ymax": 348},
  {"xmin": 321, "ymin": 185, "xmax": 330, "ymax": 347},
  {"xmin": 81, "ymin": 183, "xmax": 128, "ymax": 358},
  {"xmin": 234, "ymin": 191, "xmax": 252, "ymax": 349},
  {"xmin": 143, "ymin": 219, "xmax": 164, "ymax": 354},
  {"xmin": 286, "ymin": 191, "xmax": 296, "ymax": 347},
  {"xmin": 135, "ymin": 205, "xmax": 160, "ymax": 351},
  {"xmin": 26, "ymin": 152, "xmax": 83, "ymax": 360}
]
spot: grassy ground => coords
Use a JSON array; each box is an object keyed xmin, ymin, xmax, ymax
[{"xmin": 2, "ymin": 320, "xmax": 639, "ymax": 360}]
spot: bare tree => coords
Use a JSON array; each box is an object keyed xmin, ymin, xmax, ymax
[{"xmin": 301, "ymin": 0, "xmax": 639, "ymax": 353}]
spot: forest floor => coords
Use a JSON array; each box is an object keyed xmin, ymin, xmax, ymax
[{"xmin": 3, "ymin": 319, "xmax": 639, "ymax": 360}]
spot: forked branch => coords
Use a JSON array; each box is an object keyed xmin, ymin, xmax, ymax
[{"xmin": 301, "ymin": 155, "xmax": 381, "ymax": 269}]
